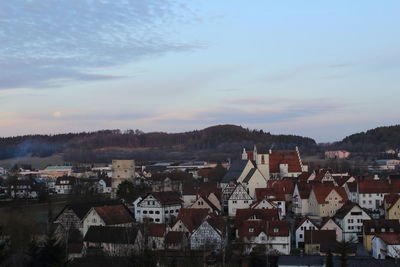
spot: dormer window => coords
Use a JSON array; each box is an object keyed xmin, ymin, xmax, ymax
[
  {"xmin": 381, "ymin": 228, "xmax": 386, "ymax": 232},
  {"xmin": 370, "ymin": 228, "xmax": 375, "ymax": 233},
  {"xmin": 249, "ymin": 228, "xmax": 254, "ymax": 232},
  {"xmin": 273, "ymin": 228, "xmax": 279, "ymax": 233}
]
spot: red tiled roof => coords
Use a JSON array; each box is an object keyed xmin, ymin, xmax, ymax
[
  {"xmin": 176, "ymin": 208, "xmax": 209, "ymax": 233},
  {"xmin": 295, "ymin": 182, "xmax": 313, "ymax": 199},
  {"xmin": 238, "ymin": 220, "xmax": 290, "ymax": 238},
  {"xmin": 234, "ymin": 208, "xmax": 280, "ymax": 228},
  {"xmin": 269, "ymin": 150, "xmax": 302, "ymax": 173},
  {"xmin": 267, "ymin": 179, "xmax": 295, "ymax": 195},
  {"xmin": 93, "ymin": 205, "xmax": 134, "ymax": 225},
  {"xmin": 358, "ymin": 180, "xmax": 396, "ymax": 194},
  {"xmin": 255, "ymin": 188, "xmax": 286, "ymax": 201},
  {"xmin": 295, "ymin": 216, "xmax": 318, "ymax": 230},
  {"xmin": 375, "ymin": 233, "xmax": 400, "ymax": 245},
  {"xmin": 346, "ymin": 181, "xmax": 357, "ymax": 193},
  {"xmin": 311, "ymin": 185, "xmax": 348, "ymax": 204},
  {"xmin": 148, "ymin": 223, "xmax": 167, "ymax": 237},
  {"xmin": 297, "ymin": 172, "xmax": 313, "ymax": 182}
]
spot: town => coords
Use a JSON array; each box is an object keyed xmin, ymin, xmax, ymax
[{"xmin": 1, "ymin": 146, "xmax": 400, "ymax": 267}]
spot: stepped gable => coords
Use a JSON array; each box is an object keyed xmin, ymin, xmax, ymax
[{"xmin": 269, "ymin": 150, "xmax": 302, "ymax": 173}]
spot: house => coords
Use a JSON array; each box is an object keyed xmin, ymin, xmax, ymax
[
  {"xmin": 10, "ymin": 179, "xmax": 38, "ymax": 199},
  {"xmin": 333, "ymin": 202, "xmax": 371, "ymax": 242},
  {"xmin": 304, "ymin": 230, "xmax": 340, "ymax": 256},
  {"xmin": 164, "ymin": 231, "xmax": 189, "ymax": 251},
  {"xmin": 221, "ymin": 182, "xmax": 237, "ymax": 213},
  {"xmin": 55, "ymin": 176, "xmax": 76, "ymax": 194},
  {"xmin": 295, "ymin": 217, "xmax": 319, "ymax": 248},
  {"xmin": 268, "ymin": 148, "xmax": 305, "ymax": 179},
  {"xmin": 227, "ymin": 183, "xmax": 253, "ymax": 216},
  {"xmin": 54, "ymin": 201, "xmax": 122, "ymax": 237},
  {"xmin": 319, "ymin": 217, "xmax": 342, "ymax": 242},
  {"xmin": 292, "ymin": 182, "xmax": 313, "ymax": 216},
  {"xmin": 190, "ymin": 215, "xmax": 226, "ymax": 252},
  {"xmin": 146, "ymin": 223, "xmax": 169, "ymax": 250},
  {"xmin": 308, "ymin": 185, "xmax": 348, "ymax": 217},
  {"xmin": 82, "ymin": 204, "xmax": 135, "ymax": 236},
  {"xmin": 220, "ymin": 159, "xmax": 268, "ymax": 198},
  {"xmin": 249, "ymin": 199, "xmax": 277, "ymax": 211},
  {"xmin": 344, "ymin": 181, "xmax": 358, "ymax": 203},
  {"xmin": 383, "ymin": 193, "xmax": 400, "ymax": 220},
  {"xmin": 234, "ymin": 208, "xmax": 280, "ymax": 236},
  {"xmin": 372, "ymin": 233, "xmax": 400, "ymax": 260},
  {"xmin": 148, "ymin": 171, "xmax": 187, "ymax": 193},
  {"xmin": 172, "ymin": 208, "xmax": 209, "ymax": 234},
  {"xmin": 324, "ymin": 150, "xmax": 351, "ymax": 159},
  {"xmin": 237, "ymin": 220, "xmax": 291, "ymax": 255},
  {"xmin": 134, "ymin": 191, "xmax": 182, "ymax": 224},
  {"xmin": 357, "ymin": 179, "xmax": 400, "ymax": 211},
  {"xmin": 309, "ymin": 169, "xmax": 337, "ymax": 185},
  {"xmin": 363, "ymin": 219, "xmax": 400, "ymax": 251},
  {"xmin": 83, "ymin": 226, "xmax": 142, "ymax": 256},
  {"xmin": 267, "ymin": 179, "xmax": 295, "ymax": 208},
  {"xmin": 189, "ymin": 187, "xmax": 222, "ymax": 214},
  {"xmin": 255, "ymin": 188, "xmax": 286, "ymax": 217}
]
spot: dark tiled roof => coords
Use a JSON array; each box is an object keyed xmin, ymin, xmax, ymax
[
  {"xmin": 142, "ymin": 191, "xmax": 182, "ymax": 205},
  {"xmin": 374, "ymin": 233, "xmax": 400, "ymax": 245},
  {"xmin": 83, "ymin": 226, "xmax": 139, "ymax": 244},
  {"xmin": 267, "ymin": 179, "xmax": 295, "ymax": 195},
  {"xmin": 165, "ymin": 231, "xmax": 186, "ymax": 244},
  {"xmin": 255, "ymin": 188, "xmax": 285, "ymax": 201},
  {"xmin": 242, "ymin": 168, "xmax": 257, "ymax": 183},
  {"xmin": 304, "ymin": 229, "xmax": 336, "ymax": 244},
  {"xmin": 221, "ymin": 160, "xmax": 249, "ymax": 183},
  {"xmin": 334, "ymin": 202, "xmax": 366, "ymax": 220},
  {"xmin": 363, "ymin": 219, "xmax": 400, "ymax": 235}
]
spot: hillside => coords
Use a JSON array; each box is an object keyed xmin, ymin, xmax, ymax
[
  {"xmin": 331, "ymin": 125, "xmax": 400, "ymax": 153},
  {"xmin": 0, "ymin": 125, "xmax": 317, "ymax": 163}
]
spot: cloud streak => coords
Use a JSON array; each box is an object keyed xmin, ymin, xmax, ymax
[{"xmin": 0, "ymin": 0, "xmax": 199, "ymax": 89}]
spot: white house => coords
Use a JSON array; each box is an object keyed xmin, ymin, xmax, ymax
[
  {"xmin": 237, "ymin": 220, "xmax": 291, "ymax": 255},
  {"xmin": 334, "ymin": 202, "xmax": 371, "ymax": 242},
  {"xmin": 372, "ymin": 233, "xmax": 400, "ymax": 260},
  {"xmin": 295, "ymin": 217, "xmax": 319, "ymax": 248},
  {"xmin": 82, "ymin": 205, "xmax": 135, "ymax": 236},
  {"xmin": 358, "ymin": 179, "xmax": 400, "ymax": 211},
  {"xmin": 255, "ymin": 188, "xmax": 286, "ymax": 218},
  {"xmin": 55, "ymin": 177, "xmax": 76, "ymax": 194},
  {"xmin": 292, "ymin": 183, "xmax": 312, "ymax": 216},
  {"xmin": 228, "ymin": 183, "xmax": 253, "ymax": 217},
  {"xmin": 134, "ymin": 191, "xmax": 182, "ymax": 224},
  {"xmin": 98, "ymin": 178, "xmax": 112, "ymax": 194}
]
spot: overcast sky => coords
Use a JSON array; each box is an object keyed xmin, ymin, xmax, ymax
[{"xmin": 1, "ymin": 0, "xmax": 399, "ymax": 142}]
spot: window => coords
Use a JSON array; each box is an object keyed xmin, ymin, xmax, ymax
[
  {"xmin": 244, "ymin": 201, "xmax": 248, "ymax": 203},
  {"xmin": 137, "ymin": 210, "xmax": 140, "ymax": 213},
  {"xmin": 390, "ymin": 228, "xmax": 394, "ymax": 232},
  {"xmin": 233, "ymin": 200, "xmax": 237, "ymax": 204},
  {"xmin": 149, "ymin": 211, "xmax": 154, "ymax": 214},
  {"xmin": 273, "ymin": 228, "xmax": 279, "ymax": 233},
  {"xmin": 92, "ymin": 218, "xmax": 97, "ymax": 223},
  {"xmin": 381, "ymin": 228, "xmax": 386, "ymax": 232},
  {"xmin": 143, "ymin": 210, "xmax": 147, "ymax": 214},
  {"xmin": 155, "ymin": 219, "xmax": 160, "ymax": 222},
  {"xmin": 370, "ymin": 228, "xmax": 375, "ymax": 233},
  {"xmin": 165, "ymin": 210, "xmax": 168, "ymax": 214},
  {"xmin": 170, "ymin": 210, "xmax": 174, "ymax": 213},
  {"xmin": 249, "ymin": 228, "xmax": 254, "ymax": 232},
  {"xmin": 283, "ymin": 244, "xmax": 286, "ymax": 249},
  {"xmin": 155, "ymin": 211, "xmax": 160, "ymax": 214},
  {"xmin": 176, "ymin": 209, "xmax": 179, "ymax": 213},
  {"xmin": 299, "ymin": 234, "xmax": 303, "ymax": 238}
]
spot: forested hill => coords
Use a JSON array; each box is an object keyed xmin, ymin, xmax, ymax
[
  {"xmin": 0, "ymin": 125, "xmax": 317, "ymax": 162},
  {"xmin": 331, "ymin": 125, "xmax": 400, "ymax": 153}
]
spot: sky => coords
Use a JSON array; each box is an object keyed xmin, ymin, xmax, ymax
[{"xmin": 1, "ymin": 0, "xmax": 400, "ymax": 142}]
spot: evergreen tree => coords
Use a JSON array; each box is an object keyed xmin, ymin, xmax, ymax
[{"xmin": 326, "ymin": 250, "xmax": 334, "ymax": 267}]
